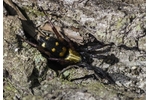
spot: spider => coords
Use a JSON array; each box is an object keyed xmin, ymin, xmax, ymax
[{"xmin": 19, "ymin": 6, "xmax": 119, "ymax": 84}]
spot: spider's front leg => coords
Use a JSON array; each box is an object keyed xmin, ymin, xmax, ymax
[
  {"xmin": 38, "ymin": 6, "xmax": 75, "ymax": 51},
  {"xmin": 79, "ymin": 41, "xmax": 119, "ymax": 65},
  {"xmin": 61, "ymin": 62, "xmax": 116, "ymax": 84},
  {"xmin": 18, "ymin": 35, "xmax": 71, "ymax": 64},
  {"xmin": 90, "ymin": 54, "xmax": 119, "ymax": 65}
]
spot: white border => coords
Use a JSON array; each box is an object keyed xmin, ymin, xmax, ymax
[
  {"xmin": 1, "ymin": 0, "xmax": 4, "ymax": 99},
  {"xmin": 146, "ymin": 0, "xmax": 148, "ymax": 99},
  {"xmin": 2, "ymin": 0, "xmax": 147, "ymax": 99}
]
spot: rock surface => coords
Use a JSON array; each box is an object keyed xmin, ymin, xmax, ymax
[{"xmin": 3, "ymin": 0, "xmax": 145, "ymax": 100}]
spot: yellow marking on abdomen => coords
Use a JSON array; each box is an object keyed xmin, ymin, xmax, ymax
[
  {"xmin": 42, "ymin": 43, "xmax": 46, "ymax": 48},
  {"xmin": 45, "ymin": 37, "xmax": 50, "ymax": 40},
  {"xmin": 59, "ymin": 47, "xmax": 67, "ymax": 57},
  {"xmin": 55, "ymin": 42, "xmax": 59, "ymax": 46},
  {"xmin": 51, "ymin": 48, "xmax": 56, "ymax": 52}
]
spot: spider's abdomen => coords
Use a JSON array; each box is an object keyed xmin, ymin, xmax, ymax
[
  {"xmin": 38, "ymin": 36, "xmax": 81, "ymax": 63},
  {"xmin": 38, "ymin": 36, "xmax": 68, "ymax": 58}
]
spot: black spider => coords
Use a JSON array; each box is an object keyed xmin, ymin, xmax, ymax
[{"xmin": 19, "ymin": 6, "xmax": 119, "ymax": 84}]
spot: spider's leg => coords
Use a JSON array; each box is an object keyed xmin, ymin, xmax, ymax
[
  {"xmin": 90, "ymin": 54, "xmax": 119, "ymax": 65},
  {"xmin": 92, "ymin": 66, "xmax": 115, "ymax": 84},
  {"xmin": 59, "ymin": 65, "xmax": 79, "ymax": 76},
  {"xmin": 101, "ymin": 54, "xmax": 119, "ymax": 65},
  {"xmin": 80, "ymin": 42, "xmax": 114, "ymax": 52},
  {"xmin": 48, "ymin": 58, "xmax": 72, "ymax": 64},
  {"xmin": 59, "ymin": 31, "xmax": 75, "ymax": 50},
  {"xmin": 88, "ymin": 43, "xmax": 114, "ymax": 52},
  {"xmin": 78, "ymin": 62, "xmax": 115, "ymax": 84},
  {"xmin": 38, "ymin": 7, "xmax": 64, "ymax": 41},
  {"xmin": 18, "ymin": 35, "xmax": 51, "ymax": 56},
  {"xmin": 80, "ymin": 46, "xmax": 119, "ymax": 65},
  {"xmin": 39, "ymin": 6, "xmax": 75, "ymax": 50}
]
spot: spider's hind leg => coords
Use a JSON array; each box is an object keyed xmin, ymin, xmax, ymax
[
  {"xmin": 78, "ymin": 62, "xmax": 115, "ymax": 84},
  {"xmin": 59, "ymin": 65, "xmax": 80, "ymax": 76},
  {"xmin": 102, "ymin": 54, "xmax": 119, "ymax": 65}
]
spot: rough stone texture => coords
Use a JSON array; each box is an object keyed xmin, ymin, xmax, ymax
[{"xmin": 4, "ymin": 0, "xmax": 145, "ymax": 100}]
